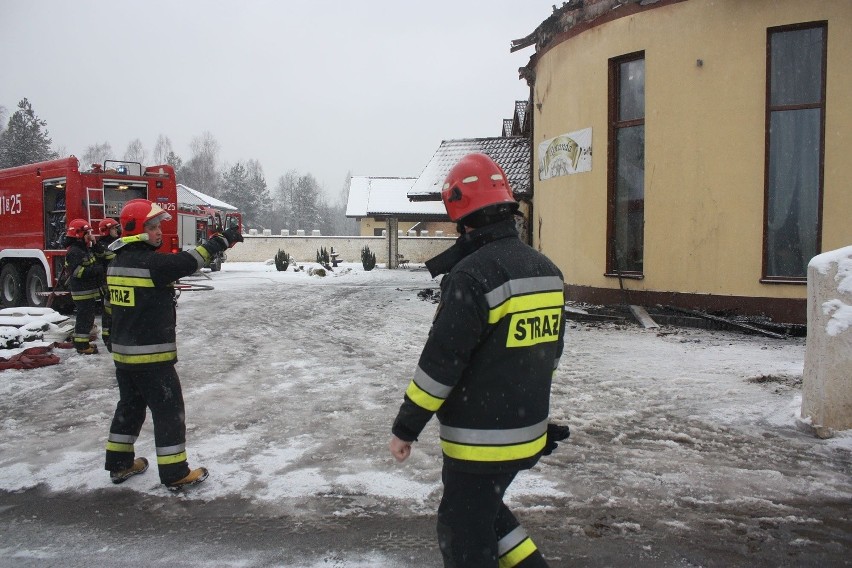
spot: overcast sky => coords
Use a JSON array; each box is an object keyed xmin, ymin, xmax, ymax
[{"xmin": 1, "ymin": 1, "xmax": 556, "ymax": 199}]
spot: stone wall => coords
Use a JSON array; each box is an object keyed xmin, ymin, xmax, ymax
[
  {"xmin": 224, "ymin": 234, "xmax": 455, "ymax": 264},
  {"xmin": 801, "ymin": 245, "xmax": 852, "ymax": 437}
]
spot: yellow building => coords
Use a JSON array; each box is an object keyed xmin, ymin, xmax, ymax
[{"xmin": 515, "ymin": 0, "xmax": 851, "ymax": 324}]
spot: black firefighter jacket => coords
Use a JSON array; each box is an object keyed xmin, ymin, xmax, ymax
[
  {"xmin": 65, "ymin": 239, "xmax": 104, "ymax": 301},
  {"xmin": 106, "ymin": 240, "xmax": 222, "ymax": 369},
  {"xmin": 392, "ymin": 220, "xmax": 565, "ymax": 474}
]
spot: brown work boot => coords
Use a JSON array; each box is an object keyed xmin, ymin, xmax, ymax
[
  {"xmin": 110, "ymin": 457, "xmax": 149, "ymax": 484},
  {"xmin": 166, "ymin": 467, "xmax": 209, "ymax": 492},
  {"xmin": 76, "ymin": 345, "xmax": 98, "ymax": 355}
]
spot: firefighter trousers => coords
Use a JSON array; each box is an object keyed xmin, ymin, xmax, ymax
[
  {"xmin": 437, "ymin": 466, "xmax": 549, "ymax": 568},
  {"xmin": 104, "ymin": 365, "xmax": 191, "ymax": 485},
  {"xmin": 71, "ymin": 297, "xmax": 97, "ymax": 351}
]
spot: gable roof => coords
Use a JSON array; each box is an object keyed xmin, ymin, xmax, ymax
[
  {"xmin": 346, "ymin": 176, "xmax": 447, "ymax": 219},
  {"xmin": 407, "ymin": 136, "xmax": 531, "ymax": 202},
  {"xmin": 177, "ymin": 184, "xmax": 238, "ymax": 211}
]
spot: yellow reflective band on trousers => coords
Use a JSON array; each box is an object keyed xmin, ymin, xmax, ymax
[
  {"xmin": 499, "ymin": 537, "xmax": 538, "ymax": 567},
  {"xmin": 406, "ymin": 380, "xmax": 445, "ymax": 412},
  {"xmin": 440, "ymin": 433, "xmax": 546, "ymax": 462},
  {"xmin": 112, "ymin": 351, "xmax": 177, "ymax": 365},
  {"xmin": 106, "ymin": 441, "xmax": 134, "ymax": 453},
  {"xmin": 157, "ymin": 451, "xmax": 188, "ymax": 465},
  {"xmin": 71, "ymin": 287, "xmax": 101, "ymax": 301},
  {"xmin": 487, "ymin": 291, "xmax": 564, "ymax": 324}
]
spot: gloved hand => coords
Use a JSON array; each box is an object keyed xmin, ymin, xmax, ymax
[
  {"xmin": 542, "ymin": 423, "xmax": 570, "ymax": 456},
  {"xmin": 222, "ymin": 227, "xmax": 244, "ymax": 247},
  {"xmin": 203, "ymin": 235, "xmax": 228, "ymax": 255}
]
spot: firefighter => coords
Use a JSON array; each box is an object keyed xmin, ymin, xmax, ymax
[
  {"xmin": 95, "ymin": 218, "xmax": 120, "ymax": 352},
  {"xmin": 103, "ymin": 199, "xmax": 243, "ymax": 489},
  {"xmin": 64, "ymin": 218, "xmax": 103, "ymax": 354},
  {"xmin": 389, "ymin": 153, "xmax": 568, "ymax": 567}
]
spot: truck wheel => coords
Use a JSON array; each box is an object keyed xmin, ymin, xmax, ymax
[
  {"xmin": 25, "ymin": 265, "xmax": 49, "ymax": 308},
  {"xmin": 0, "ymin": 264, "xmax": 24, "ymax": 308}
]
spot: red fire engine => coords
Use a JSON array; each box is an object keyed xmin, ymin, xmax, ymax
[
  {"xmin": 0, "ymin": 156, "xmax": 180, "ymax": 308},
  {"xmin": 177, "ymin": 203, "xmax": 242, "ymax": 272}
]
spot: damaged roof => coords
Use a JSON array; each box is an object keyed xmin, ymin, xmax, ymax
[
  {"xmin": 512, "ymin": 0, "xmax": 677, "ymax": 81},
  {"xmin": 407, "ymin": 137, "xmax": 531, "ymax": 202}
]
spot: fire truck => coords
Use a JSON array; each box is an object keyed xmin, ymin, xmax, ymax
[
  {"xmin": 0, "ymin": 156, "xmax": 180, "ymax": 309},
  {"xmin": 177, "ymin": 203, "xmax": 242, "ymax": 272}
]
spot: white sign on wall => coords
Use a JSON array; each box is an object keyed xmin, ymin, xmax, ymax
[{"xmin": 538, "ymin": 128, "xmax": 592, "ymax": 180}]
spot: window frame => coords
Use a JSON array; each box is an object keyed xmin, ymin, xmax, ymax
[
  {"xmin": 606, "ymin": 50, "xmax": 646, "ymax": 279},
  {"xmin": 761, "ymin": 21, "xmax": 827, "ymax": 284}
]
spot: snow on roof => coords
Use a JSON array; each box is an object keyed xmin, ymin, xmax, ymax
[
  {"xmin": 344, "ymin": 177, "xmax": 370, "ymax": 217},
  {"xmin": 346, "ymin": 177, "xmax": 446, "ymax": 218},
  {"xmin": 177, "ymin": 183, "xmax": 238, "ymax": 211},
  {"xmin": 407, "ymin": 137, "xmax": 531, "ymax": 201}
]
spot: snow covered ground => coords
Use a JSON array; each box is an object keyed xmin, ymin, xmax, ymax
[{"xmin": 0, "ymin": 261, "xmax": 850, "ymax": 567}]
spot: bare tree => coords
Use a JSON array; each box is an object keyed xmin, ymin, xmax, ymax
[
  {"xmin": 123, "ymin": 138, "xmax": 147, "ymax": 164},
  {"xmin": 337, "ymin": 171, "xmax": 358, "ymax": 235},
  {"xmin": 152, "ymin": 134, "xmax": 173, "ymax": 164},
  {"xmin": 82, "ymin": 142, "xmax": 113, "ymax": 169},
  {"xmin": 273, "ymin": 170, "xmax": 299, "ymax": 232},
  {"xmin": 179, "ymin": 131, "xmax": 221, "ymax": 194}
]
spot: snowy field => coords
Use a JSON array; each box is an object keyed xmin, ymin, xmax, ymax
[{"xmin": 0, "ymin": 261, "xmax": 850, "ymax": 567}]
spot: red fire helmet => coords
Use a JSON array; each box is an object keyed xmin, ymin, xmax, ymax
[
  {"xmin": 441, "ymin": 153, "xmax": 518, "ymax": 222},
  {"xmin": 98, "ymin": 217, "xmax": 120, "ymax": 236},
  {"xmin": 120, "ymin": 199, "xmax": 171, "ymax": 237},
  {"xmin": 66, "ymin": 218, "xmax": 92, "ymax": 239}
]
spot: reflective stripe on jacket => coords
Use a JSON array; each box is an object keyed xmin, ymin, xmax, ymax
[
  {"xmin": 392, "ymin": 220, "xmax": 565, "ymax": 474},
  {"xmin": 107, "ymin": 241, "xmax": 215, "ymax": 369},
  {"xmin": 65, "ymin": 240, "xmax": 102, "ymax": 294}
]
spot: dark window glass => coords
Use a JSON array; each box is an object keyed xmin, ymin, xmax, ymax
[
  {"xmin": 765, "ymin": 23, "xmax": 825, "ymax": 280},
  {"xmin": 615, "ymin": 126, "xmax": 645, "ymax": 272},
  {"xmin": 619, "ymin": 59, "xmax": 645, "ymax": 121},
  {"xmin": 766, "ymin": 109, "xmax": 821, "ymax": 277},
  {"xmin": 608, "ymin": 53, "xmax": 645, "ymax": 276},
  {"xmin": 770, "ymin": 27, "xmax": 824, "ymax": 106}
]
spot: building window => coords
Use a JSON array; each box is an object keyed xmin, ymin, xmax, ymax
[
  {"xmin": 607, "ymin": 52, "xmax": 645, "ymax": 276},
  {"xmin": 764, "ymin": 22, "xmax": 826, "ymax": 281}
]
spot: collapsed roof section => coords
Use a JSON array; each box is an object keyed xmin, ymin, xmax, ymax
[{"xmin": 512, "ymin": 0, "xmax": 680, "ymax": 84}]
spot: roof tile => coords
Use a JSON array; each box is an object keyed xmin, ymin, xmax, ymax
[{"xmin": 408, "ymin": 137, "xmax": 531, "ymax": 201}]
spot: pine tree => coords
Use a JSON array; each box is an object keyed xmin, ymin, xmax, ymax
[
  {"xmin": 165, "ymin": 150, "xmax": 183, "ymax": 171},
  {"xmin": 0, "ymin": 98, "xmax": 58, "ymax": 168}
]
